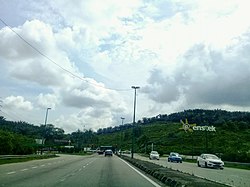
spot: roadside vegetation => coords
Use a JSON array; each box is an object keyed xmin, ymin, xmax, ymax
[{"xmin": 0, "ymin": 154, "xmax": 57, "ymax": 165}]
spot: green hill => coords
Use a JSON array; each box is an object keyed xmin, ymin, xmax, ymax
[
  {"xmin": 97, "ymin": 109, "xmax": 250, "ymax": 163},
  {"xmin": 1, "ymin": 109, "xmax": 250, "ymax": 162}
]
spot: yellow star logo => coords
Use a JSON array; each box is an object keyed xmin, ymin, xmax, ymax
[{"xmin": 180, "ymin": 119, "xmax": 196, "ymax": 133}]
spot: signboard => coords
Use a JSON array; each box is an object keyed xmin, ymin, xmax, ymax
[{"xmin": 180, "ymin": 119, "xmax": 216, "ymax": 133}]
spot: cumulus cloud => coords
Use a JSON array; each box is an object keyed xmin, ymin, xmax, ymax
[
  {"xmin": 0, "ymin": 20, "xmax": 80, "ymax": 87},
  {"xmin": 144, "ymin": 34, "xmax": 250, "ymax": 108},
  {"xmin": 55, "ymin": 105, "xmax": 127, "ymax": 132},
  {"xmin": 37, "ymin": 93, "xmax": 60, "ymax": 109},
  {"xmin": 3, "ymin": 96, "xmax": 33, "ymax": 110},
  {"xmin": 1, "ymin": 0, "xmax": 250, "ymax": 132}
]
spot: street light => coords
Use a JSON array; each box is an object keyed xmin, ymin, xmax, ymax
[
  {"xmin": 43, "ymin": 107, "xmax": 51, "ymax": 145},
  {"xmin": 121, "ymin": 117, "xmax": 125, "ymax": 126},
  {"xmin": 44, "ymin": 107, "xmax": 51, "ymax": 126},
  {"xmin": 120, "ymin": 117, "xmax": 125, "ymax": 152},
  {"xmin": 131, "ymin": 86, "xmax": 140, "ymax": 159}
]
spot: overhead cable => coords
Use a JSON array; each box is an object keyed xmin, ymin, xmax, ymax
[{"xmin": 0, "ymin": 18, "xmax": 130, "ymax": 92}]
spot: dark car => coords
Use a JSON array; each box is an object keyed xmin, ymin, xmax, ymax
[
  {"xmin": 104, "ymin": 149, "xmax": 113, "ymax": 156},
  {"xmin": 168, "ymin": 152, "xmax": 182, "ymax": 163},
  {"xmin": 97, "ymin": 150, "xmax": 104, "ymax": 155}
]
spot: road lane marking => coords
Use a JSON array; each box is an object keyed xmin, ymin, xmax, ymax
[
  {"xmin": 7, "ymin": 171, "xmax": 16, "ymax": 175},
  {"xmin": 119, "ymin": 158, "xmax": 161, "ymax": 187},
  {"xmin": 21, "ymin": 168, "xmax": 28, "ymax": 171},
  {"xmin": 40, "ymin": 164, "xmax": 45, "ymax": 167},
  {"xmin": 32, "ymin": 166, "xmax": 38, "ymax": 169}
]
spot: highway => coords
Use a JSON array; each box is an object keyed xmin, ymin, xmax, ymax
[
  {"xmin": 134, "ymin": 154, "xmax": 250, "ymax": 187},
  {"xmin": 0, "ymin": 154, "xmax": 162, "ymax": 187}
]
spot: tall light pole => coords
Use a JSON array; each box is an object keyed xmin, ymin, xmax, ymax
[
  {"xmin": 43, "ymin": 107, "xmax": 51, "ymax": 145},
  {"xmin": 131, "ymin": 86, "xmax": 140, "ymax": 159},
  {"xmin": 121, "ymin": 117, "xmax": 125, "ymax": 126},
  {"xmin": 44, "ymin": 107, "xmax": 51, "ymax": 126},
  {"xmin": 120, "ymin": 117, "xmax": 125, "ymax": 151}
]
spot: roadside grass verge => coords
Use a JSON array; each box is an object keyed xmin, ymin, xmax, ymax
[
  {"xmin": 62, "ymin": 152, "xmax": 94, "ymax": 156},
  {"xmin": 0, "ymin": 154, "xmax": 58, "ymax": 165}
]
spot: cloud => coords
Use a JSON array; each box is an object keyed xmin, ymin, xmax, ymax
[
  {"xmin": 3, "ymin": 96, "xmax": 33, "ymax": 110},
  {"xmin": 55, "ymin": 104, "xmax": 127, "ymax": 132},
  {"xmin": 144, "ymin": 34, "xmax": 250, "ymax": 108},
  {"xmin": 0, "ymin": 20, "xmax": 79, "ymax": 87},
  {"xmin": 1, "ymin": 0, "xmax": 250, "ymax": 132},
  {"xmin": 37, "ymin": 93, "xmax": 60, "ymax": 109}
]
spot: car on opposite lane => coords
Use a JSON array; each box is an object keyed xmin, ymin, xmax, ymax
[
  {"xmin": 149, "ymin": 151, "xmax": 160, "ymax": 160},
  {"xmin": 197, "ymin": 154, "xmax": 224, "ymax": 169},
  {"xmin": 168, "ymin": 152, "xmax": 182, "ymax": 163}
]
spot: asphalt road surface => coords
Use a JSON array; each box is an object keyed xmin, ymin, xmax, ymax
[
  {"xmin": 134, "ymin": 154, "xmax": 250, "ymax": 187},
  {"xmin": 0, "ymin": 154, "xmax": 162, "ymax": 187}
]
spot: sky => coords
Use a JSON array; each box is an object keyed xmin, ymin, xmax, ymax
[{"xmin": 0, "ymin": 0, "xmax": 250, "ymax": 133}]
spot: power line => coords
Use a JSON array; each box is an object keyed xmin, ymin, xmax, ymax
[
  {"xmin": 0, "ymin": 109, "xmax": 19, "ymax": 122},
  {"xmin": 0, "ymin": 18, "xmax": 131, "ymax": 92}
]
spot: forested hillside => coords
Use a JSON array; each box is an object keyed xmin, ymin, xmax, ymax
[{"xmin": 1, "ymin": 109, "xmax": 249, "ymax": 162}]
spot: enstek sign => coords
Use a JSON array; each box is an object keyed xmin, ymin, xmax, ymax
[
  {"xmin": 192, "ymin": 125, "xmax": 216, "ymax": 132},
  {"xmin": 180, "ymin": 119, "xmax": 216, "ymax": 133}
]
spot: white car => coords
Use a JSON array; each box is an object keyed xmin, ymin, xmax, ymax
[
  {"xmin": 197, "ymin": 154, "xmax": 224, "ymax": 169},
  {"xmin": 149, "ymin": 151, "xmax": 160, "ymax": 160}
]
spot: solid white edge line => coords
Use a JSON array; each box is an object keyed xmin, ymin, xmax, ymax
[
  {"xmin": 119, "ymin": 158, "xmax": 161, "ymax": 187},
  {"xmin": 7, "ymin": 171, "xmax": 16, "ymax": 175}
]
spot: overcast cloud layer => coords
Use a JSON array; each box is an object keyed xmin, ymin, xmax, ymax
[{"xmin": 0, "ymin": 0, "xmax": 250, "ymax": 132}]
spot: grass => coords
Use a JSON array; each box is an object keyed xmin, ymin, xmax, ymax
[
  {"xmin": 63, "ymin": 152, "xmax": 94, "ymax": 156},
  {"xmin": 0, "ymin": 154, "xmax": 58, "ymax": 165}
]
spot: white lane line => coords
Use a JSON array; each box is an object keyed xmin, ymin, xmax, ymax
[
  {"xmin": 119, "ymin": 158, "xmax": 161, "ymax": 187},
  {"xmin": 7, "ymin": 171, "xmax": 16, "ymax": 175},
  {"xmin": 32, "ymin": 166, "xmax": 38, "ymax": 169},
  {"xmin": 21, "ymin": 168, "xmax": 28, "ymax": 172},
  {"xmin": 40, "ymin": 164, "xmax": 45, "ymax": 167},
  {"xmin": 60, "ymin": 178, "xmax": 66, "ymax": 182}
]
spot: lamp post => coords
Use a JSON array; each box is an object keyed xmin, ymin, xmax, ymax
[
  {"xmin": 131, "ymin": 86, "xmax": 140, "ymax": 159},
  {"xmin": 44, "ymin": 107, "xmax": 51, "ymax": 126},
  {"xmin": 121, "ymin": 117, "xmax": 125, "ymax": 126},
  {"xmin": 120, "ymin": 117, "xmax": 125, "ymax": 152},
  {"xmin": 43, "ymin": 107, "xmax": 51, "ymax": 145}
]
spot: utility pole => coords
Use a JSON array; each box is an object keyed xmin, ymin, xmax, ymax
[{"xmin": 131, "ymin": 86, "xmax": 140, "ymax": 159}]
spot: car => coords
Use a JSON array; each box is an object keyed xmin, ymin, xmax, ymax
[
  {"xmin": 149, "ymin": 151, "xmax": 160, "ymax": 160},
  {"xmin": 97, "ymin": 150, "xmax": 104, "ymax": 155},
  {"xmin": 122, "ymin": 150, "xmax": 131, "ymax": 154},
  {"xmin": 104, "ymin": 149, "xmax": 113, "ymax": 156},
  {"xmin": 197, "ymin": 154, "xmax": 224, "ymax": 169},
  {"xmin": 168, "ymin": 152, "xmax": 182, "ymax": 163}
]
